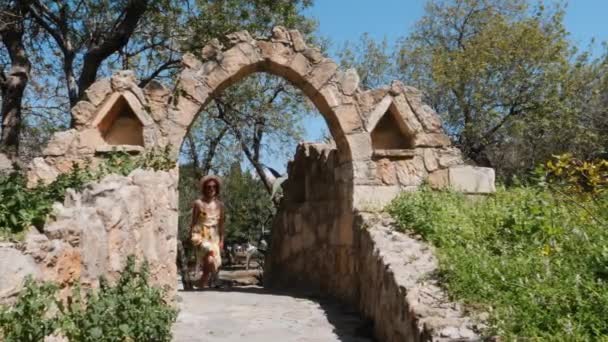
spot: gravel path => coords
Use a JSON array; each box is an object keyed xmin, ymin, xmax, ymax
[{"xmin": 172, "ymin": 285, "xmax": 375, "ymax": 342}]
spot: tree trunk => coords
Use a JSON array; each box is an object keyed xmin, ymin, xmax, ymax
[{"xmin": 0, "ymin": 7, "xmax": 31, "ymax": 154}]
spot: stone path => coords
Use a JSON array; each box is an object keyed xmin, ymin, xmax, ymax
[{"xmin": 172, "ymin": 279, "xmax": 375, "ymax": 342}]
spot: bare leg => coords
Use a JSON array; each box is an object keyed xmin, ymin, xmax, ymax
[{"xmin": 199, "ymin": 254, "xmax": 218, "ymax": 288}]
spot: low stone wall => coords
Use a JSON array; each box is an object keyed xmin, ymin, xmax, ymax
[
  {"xmin": 0, "ymin": 168, "xmax": 179, "ymax": 303},
  {"xmin": 356, "ymin": 213, "xmax": 482, "ymax": 341}
]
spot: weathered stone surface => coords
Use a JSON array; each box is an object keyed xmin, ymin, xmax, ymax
[
  {"xmin": 27, "ymin": 157, "xmax": 59, "ymax": 187},
  {"xmin": 414, "ymin": 133, "xmax": 451, "ymax": 147},
  {"xmin": 449, "ymin": 165, "xmax": 496, "ymax": 194},
  {"xmin": 337, "ymin": 68, "xmax": 360, "ymax": 96},
  {"xmin": 427, "ymin": 169, "xmax": 449, "ymax": 189},
  {"xmin": 334, "ymin": 104, "xmax": 363, "ymax": 134},
  {"xmin": 18, "ymin": 169, "xmax": 179, "ymax": 299},
  {"xmin": 179, "ymin": 68, "xmax": 209, "ymax": 104},
  {"xmin": 144, "ymin": 80, "xmax": 170, "ymax": 122},
  {"xmin": 0, "ymin": 153, "xmax": 13, "ymax": 173},
  {"xmin": 423, "ymin": 148, "xmax": 439, "ymax": 172},
  {"xmin": 395, "ymin": 155, "xmax": 428, "ymax": 187},
  {"xmin": 403, "ymin": 85, "xmax": 444, "ymax": 133},
  {"xmin": 218, "ymin": 44, "xmax": 252, "ymax": 75},
  {"xmin": 226, "ymin": 30, "xmax": 253, "ymax": 44},
  {"xmin": 84, "ymin": 78, "xmax": 112, "ymax": 106},
  {"xmin": 345, "ymin": 132, "xmax": 372, "ymax": 160},
  {"xmin": 111, "ymin": 70, "xmax": 138, "ymax": 91},
  {"xmin": 181, "ymin": 52, "xmax": 203, "ymax": 70},
  {"xmin": 71, "ymin": 100, "xmax": 97, "ymax": 128},
  {"xmin": 375, "ymin": 158, "xmax": 397, "ymax": 185},
  {"xmin": 302, "ymin": 47, "xmax": 324, "ymax": 64},
  {"xmin": 271, "ymin": 26, "xmax": 291, "ymax": 44},
  {"xmin": 307, "ymin": 60, "xmax": 337, "ymax": 88},
  {"xmin": 0, "ymin": 245, "xmax": 41, "ymax": 302},
  {"xmin": 43, "ymin": 129, "xmax": 77, "ymax": 156},
  {"xmin": 289, "ymin": 29, "xmax": 307, "ymax": 52},
  {"xmin": 288, "ymin": 53, "xmax": 312, "ymax": 77},
  {"xmin": 357, "ymin": 213, "xmax": 482, "ymax": 341},
  {"xmin": 392, "ymin": 94, "xmax": 424, "ymax": 135},
  {"xmin": 353, "ymin": 185, "xmax": 402, "ymax": 210},
  {"xmin": 76, "ymin": 128, "xmax": 105, "ymax": 154},
  {"xmin": 202, "ymin": 39, "xmax": 224, "ymax": 60},
  {"xmin": 437, "ymin": 147, "xmax": 464, "ymax": 168}
]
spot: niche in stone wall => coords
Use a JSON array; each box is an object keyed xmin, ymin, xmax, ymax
[
  {"xmin": 370, "ymin": 102, "xmax": 415, "ymax": 158},
  {"xmin": 92, "ymin": 93, "xmax": 148, "ymax": 147}
]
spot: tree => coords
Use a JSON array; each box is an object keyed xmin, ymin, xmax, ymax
[
  {"xmin": 0, "ymin": 1, "xmax": 30, "ymax": 154},
  {"xmin": 0, "ymin": 0, "xmax": 315, "ymax": 154},
  {"xmin": 398, "ymin": 0, "xmax": 563, "ymax": 165}
]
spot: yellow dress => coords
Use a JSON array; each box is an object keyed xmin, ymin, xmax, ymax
[{"xmin": 192, "ymin": 208, "xmax": 222, "ymax": 270}]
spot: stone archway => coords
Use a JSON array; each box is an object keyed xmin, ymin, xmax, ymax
[{"xmin": 21, "ymin": 25, "xmax": 495, "ymax": 307}]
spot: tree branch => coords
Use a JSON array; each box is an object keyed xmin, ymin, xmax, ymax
[
  {"xmin": 138, "ymin": 58, "xmax": 180, "ymax": 87},
  {"xmin": 78, "ymin": 0, "xmax": 149, "ymax": 96}
]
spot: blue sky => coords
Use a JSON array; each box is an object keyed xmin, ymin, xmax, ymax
[{"xmin": 262, "ymin": 1, "xmax": 608, "ymax": 173}]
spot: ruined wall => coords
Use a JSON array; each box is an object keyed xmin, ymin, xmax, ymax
[
  {"xmin": 265, "ymin": 143, "xmax": 357, "ymax": 302},
  {"xmin": 1, "ymin": 169, "xmax": 179, "ymax": 303},
  {"xmin": 266, "ymin": 143, "xmax": 484, "ymax": 341}
]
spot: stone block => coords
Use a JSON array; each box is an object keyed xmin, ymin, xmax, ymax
[
  {"xmin": 345, "ymin": 133, "xmax": 372, "ymax": 161},
  {"xmin": 71, "ymin": 101, "xmax": 97, "ymax": 128},
  {"xmin": 27, "ymin": 157, "xmax": 59, "ymax": 187},
  {"xmin": 306, "ymin": 59, "xmax": 338, "ymax": 89},
  {"xmin": 334, "ymin": 104, "xmax": 363, "ymax": 134},
  {"xmin": 84, "ymin": 78, "xmax": 112, "ymax": 106},
  {"xmin": 0, "ymin": 246, "xmax": 41, "ymax": 302},
  {"xmin": 395, "ymin": 156, "xmax": 427, "ymax": 187},
  {"xmin": 179, "ymin": 68, "xmax": 209, "ymax": 104},
  {"xmin": 413, "ymin": 133, "xmax": 451, "ymax": 147},
  {"xmin": 353, "ymin": 185, "xmax": 401, "ymax": 211},
  {"xmin": 337, "ymin": 68, "xmax": 360, "ymax": 96},
  {"xmin": 288, "ymin": 53, "xmax": 312, "ymax": 77},
  {"xmin": 427, "ymin": 169, "xmax": 449, "ymax": 189},
  {"xmin": 392, "ymin": 95, "xmax": 424, "ymax": 134},
  {"xmin": 375, "ymin": 158, "xmax": 398, "ymax": 185},
  {"xmin": 111, "ymin": 70, "xmax": 138, "ymax": 91},
  {"xmin": 289, "ymin": 29, "xmax": 307, "ymax": 52},
  {"xmin": 181, "ymin": 52, "xmax": 203, "ymax": 70},
  {"xmin": 437, "ymin": 147, "xmax": 464, "ymax": 168},
  {"xmin": 422, "ymin": 148, "xmax": 439, "ymax": 172},
  {"xmin": 448, "ymin": 165, "xmax": 496, "ymax": 194},
  {"xmin": 43, "ymin": 129, "xmax": 77, "ymax": 156},
  {"xmin": 76, "ymin": 128, "xmax": 105, "ymax": 154},
  {"xmin": 218, "ymin": 44, "xmax": 251, "ymax": 75}
]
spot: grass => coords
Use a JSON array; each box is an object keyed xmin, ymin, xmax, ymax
[{"xmin": 387, "ymin": 186, "xmax": 608, "ymax": 340}]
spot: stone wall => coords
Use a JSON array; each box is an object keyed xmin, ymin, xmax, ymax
[
  {"xmin": 356, "ymin": 213, "xmax": 482, "ymax": 341},
  {"xmin": 266, "ymin": 143, "xmax": 484, "ymax": 341},
  {"xmin": 265, "ymin": 143, "xmax": 357, "ymax": 303},
  {"xmin": 0, "ymin": 169, "xmax": 179, "ymax": 303}
]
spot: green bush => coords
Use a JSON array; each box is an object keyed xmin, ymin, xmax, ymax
[
  {"xmin": 0, "ymin": 163, "xmax": 93, "ymax": 238},
  {"xmin": 0, "ymin": 256, "xmax": 177, "ymax": 342},
  {"xmin": 0, "ymin": 279, "xmax": 59, "ymax": 341},
  {"xmin": 387, "ymin": 187, "xmax": 608, "ymax": 340}
]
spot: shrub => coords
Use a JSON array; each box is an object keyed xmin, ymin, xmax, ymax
[
  {"xmin": 0, "ymin": 256, "xmax": 177, "ymax": 342},
  {"xmin": 387, "ymin": 187, "xmax": 608, "ymax": 340},
  {"xmin": 0, "ymin": 279, "xmax": 59, "ymax": 342}
]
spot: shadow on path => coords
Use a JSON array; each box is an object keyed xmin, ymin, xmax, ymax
[{"xmin": 174, "ymin": 285, "xmax": 375, "ymax": 342}]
